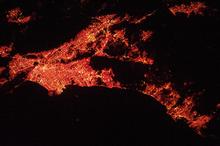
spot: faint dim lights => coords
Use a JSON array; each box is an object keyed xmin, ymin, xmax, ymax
[
  {"xmin": 169, "ymin": 2, "xmax": 207, "ymax": 17},
  {"xmin": 6, "ymin": 7, "xmax": 31, "ymax": 24}
]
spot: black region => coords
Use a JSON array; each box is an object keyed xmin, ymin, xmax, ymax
[{"xmin": 0, "ymin": 81, "xmax": 215, "ymax": 146}]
